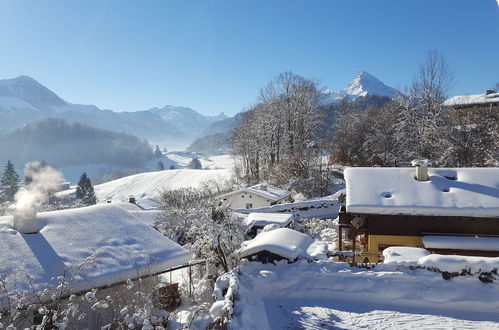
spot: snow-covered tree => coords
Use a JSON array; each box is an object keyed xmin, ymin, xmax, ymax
[
  {"xmin": 156, "ymin": 183, "xmax": 243, "ymax": 277},
  {"xmin": 76, "ymin": 172, "xmax": 96, "ymax": 205},
  {"xmin": 441, "ymin": 106, "xmax": 499, "ymax": 166},
  {"xmin": 232, "ymin": 71, "xmax": 324, "ymax": 192},
  {"xmin": 1, "ymin": 160, "xmax": 20, "ymax": 202}
]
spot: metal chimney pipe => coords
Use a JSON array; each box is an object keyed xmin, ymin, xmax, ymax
[{"xmin": 411, "ymin": 159, "xmax": 432, "ymax": 181}]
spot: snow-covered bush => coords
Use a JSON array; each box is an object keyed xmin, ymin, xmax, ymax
[
  {"xmin": 209, "ymin": 269, "xmax": 240, "ymax": 329},
  {"xmin": 296, "ymin": 217, "xmax": 338, "ymax": 242},
  {"xmin": 155, "ymin": 184, "xmax": 245, "ymax": 304}
]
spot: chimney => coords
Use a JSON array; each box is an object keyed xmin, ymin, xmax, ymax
[
  {"xmin": 13, "ymin": 207, "xmax": 39, "ymax": 234},
  {"xmin": 411, "ymin": 159, "xmax": 432, "ymax": 181},
  {"xmin": 129, "ymin": 197, "xmax": 136, "ymax": 204},
  {"xmin": 261, "ymin": 184, "xmax": 267, "ymax": 191}
]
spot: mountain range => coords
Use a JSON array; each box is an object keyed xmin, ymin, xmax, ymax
[
  {"xmin": 0, "ymin": 72, "xmax": 399, "ymax": 151},
  {"xmin": 0, "ymin": 76, "xmax": 225, "ymax": 149}
]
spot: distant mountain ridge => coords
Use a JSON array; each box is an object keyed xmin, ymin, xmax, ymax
[
  {"xmin": 147, "ymin": 105, "xmax": 226, "ymax": 136},
  {"xmin": 0, "ymin": 72, "xmax": 399, "ymax": 151},
  {"xmin": 0, "ymin": 76, "xmax": 223, "ymax": 148}
]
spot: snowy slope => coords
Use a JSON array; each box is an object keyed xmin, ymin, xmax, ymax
[
  {"xmin": 0, "ymin": 204, "xmax": 192, "ymax": 298},
  {"xmin": 321, "ymin": 71, "xmax": 399, "ymax": 103},
  {"xmin": 74, "ymin": 168, "xmax": 232, "ymax": 202}
]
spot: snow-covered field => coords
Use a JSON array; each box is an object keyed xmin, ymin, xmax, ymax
[
  {"xmin": 225, "ymin": 261, "xmax": 499, "ymax": 329},
  {"xmin": 55, "ymin": 152, "xmax": 235, "ymax": 184},
  {"xmin": 58, "ymin": 168, "xmax": 233, "ymax": 203}
]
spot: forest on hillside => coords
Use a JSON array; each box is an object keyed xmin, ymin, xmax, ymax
[{"xmin": 0, "ymin": 118, "xmax": 153, "ymax": 168}]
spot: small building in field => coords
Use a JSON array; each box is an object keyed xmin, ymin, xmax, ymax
[
  {"xmin": 238, "ymin": 228, "xmax": 327, "ymax": 263},
  {"xmin": 338, "ymin": 164, "xmax": 499, "ymax": 263},
  {"xmin": 243, "ymin": 212, "xmax": 294, "ymax": 238},
  {"xmin": 221, "ymin": 184, "xmax": 292, "ymax": 209}
]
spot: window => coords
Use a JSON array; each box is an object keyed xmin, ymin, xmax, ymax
[{"xmin": 246, "ymin": 203, "xmax": 253, "ymax": 209}]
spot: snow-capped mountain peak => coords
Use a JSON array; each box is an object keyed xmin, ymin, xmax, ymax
[
  {"xmin": 344, "ymin": 71, "xmax": 398, "ymax": 98},
  {"xmin": 321, "ymin": 71, "xmax": 399, "ymax": 103},
  {"xmin": 0, "ymin": 75, "xmax": 66, "ymax": 109}
]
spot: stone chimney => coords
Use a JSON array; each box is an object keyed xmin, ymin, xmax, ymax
[
  {"xmin": 411, "ymin": 159, "xmax": 432, "ymax": 181},
  {"xmin": 13, "ymin": 207, "xmax": 39, "ymax": 234},
  {"xmin": 261, "ymin": 184, "xmax": 268, "ymax": 191}
]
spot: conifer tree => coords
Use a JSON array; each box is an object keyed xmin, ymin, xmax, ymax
[
  {"xmin": 1, "ymin": 160, "xmax": 20, "ymax": 201},
  {"xmin": 76, "ymin": 172, "xmax": 97, "ymax": 205},
  {"xmin": 154, "ymin": 145, "xmax": 162, "ymax": 157},
  {"xmin": 188, "ymin": 158, "xmax": 202, "ymax": 169}
]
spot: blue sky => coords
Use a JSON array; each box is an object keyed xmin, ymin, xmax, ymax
[{"xmin": 1, "ymin": 0, "xmax": 498, "ymax": 116}]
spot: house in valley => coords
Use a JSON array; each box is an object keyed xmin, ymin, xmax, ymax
[
  {"xmin": 338, "ymin": 163, "xmax": 499, "ymax": 263},
  {"xmin": 221, "ymin": 183, "xmax": 292, "ymax": 209}
]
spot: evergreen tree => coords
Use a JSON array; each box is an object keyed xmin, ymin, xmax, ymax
[
  {"xmin": 1, "ymin": 160, "xmax": 20, "ymax": 201},
  {"xmin": 156, "ymin": 161, "xmax": 165, "ymax": 171},
  {"xmin": 188, "ymin": 158, "xmax": 203, "ymax": 169},
  {"xmin": 154, "ymin": 145, "xmax": 162, "ymax": 157},
  {"xmin": 76, "ymin": 172, "xmax": 97, "ymax": 205}
]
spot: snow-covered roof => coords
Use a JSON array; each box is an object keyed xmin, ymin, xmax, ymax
[
  {"xmin": 422, "ymin": 235, "xmax": 499, "ymax": 252},
  {"xmin": 226, "ymin": 184, "xmax": 291, "ymax": 202},
  {"xmin": 238, "ymin": 228, "xmax": 327, "ymax": 261},
  {"xmin": 0, "ymin": 204, "xmax": 193, "ymax": 296},
  {"xmin": 345, "ymin": 167, "xmax": 499, "ymax": 218},
  {"xmin": 444, "ymin": 92, "xmax": 499, "ymax": 107},
  {"xmin": 244, "ymin": 213, "xmax": 293, "ymax": 228}
]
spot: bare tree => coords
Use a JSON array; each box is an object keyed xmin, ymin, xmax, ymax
[
  {"xmin": 409, "ymin": 50, "xmax": 455, "ymax": 163},
  {"xmin": 232, "ymin": 71, "xmax": 324, "ymax": 190}
]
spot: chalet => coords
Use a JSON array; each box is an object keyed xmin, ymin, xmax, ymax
[
  {"xmin": 221, "ymin": 183, "xmax": 292, "ymax": 209},
  {"xmin": 444, "ymin": 90, "xmax": 499, "ymax": 113},
  {"xmin": 338, "ymin": 163, "xmax": 499, "ymax": 263},
  {"xmin": 238, "ymin": 228, "xmax": 327, "ymax": 263}
]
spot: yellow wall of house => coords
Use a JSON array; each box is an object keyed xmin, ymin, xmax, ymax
[{"xmin": 363, "ymin": 235, "xmax": 424, "ymax": 263}]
